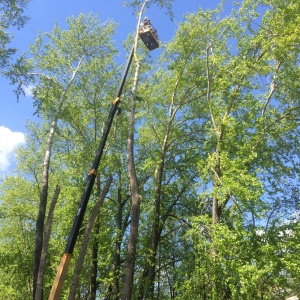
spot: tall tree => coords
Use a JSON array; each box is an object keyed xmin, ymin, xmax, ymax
[
  {"xmin": 7, "ymin": 13, "xmax": 117, "ymax": 299},
  {"xmin": 121, "ymin": 4, "xmax": 145, "ymax": 296}
]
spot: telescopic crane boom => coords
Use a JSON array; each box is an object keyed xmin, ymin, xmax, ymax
[{"xmin": 48, "ymin": 18, "xmax": 159, "ymax": 300}]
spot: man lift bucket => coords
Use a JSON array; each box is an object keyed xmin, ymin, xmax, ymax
[{"xmin": 139, "ymin": 17, "xmax": 159, "ymax": 50}]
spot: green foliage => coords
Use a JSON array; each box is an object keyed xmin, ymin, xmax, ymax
[
  {"xmin": 0, "ymin": 0, "xmax": 30, "ymax": 69},
  {"xmin": 176, "ymin": 216, "xmax": 300, "ymax": 299},
  {"xmin": 0, "ymin": 176, "xmax": 36, "ymax": 299}
]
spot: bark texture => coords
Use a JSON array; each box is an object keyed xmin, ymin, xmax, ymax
[
  {"xmin": 121, "ymin": 58, "xmax": 141, "ymax": 300},
  {"xmin": 35, "ymin": 185, "xmax": 60, "ymax": 300}
]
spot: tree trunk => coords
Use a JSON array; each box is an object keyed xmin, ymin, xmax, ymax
[
  {"xmin": 89, "ymin": 218, "xmax": 99, "ymax": 300},
  {"xmin": 121, "ymin": 58, "xmax": 141, "ymax": 300},
  {"xmin": 33, "ymin": 57, "xmax": 84, "ymax": 300},
  {"xmin": 142, "ymin": 99, "xmax": 175, "ymax": 299},
  {"xmin": 212, "ymin": 149, "xmax": 222, "ymax": 225},
  {"xmin": 144, "ymin": 158, "xmax": 164, "ymax": 299},
  {"xmin": 68, "ymin": 175, "xmax": 112, "ymax": 300},
  {"xmin": 121, "ymin": 3, "xmax": 149, "ymax": 298},
  {"xmin": 35, "ymin": 185, "xmax": 60, "ymax": 300},
  {"xmin": 110, "ymin": 185, "xmax": 123, "ymax": 299},
  {"xmin": 33, "ymin": 119, "xmax": 57, "ymax": 300},
  {"xmin": 89, "ymin": 176, "xmax": 101, "ymax": 300}
]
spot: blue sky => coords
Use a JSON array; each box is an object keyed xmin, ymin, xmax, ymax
[{"xmin": 0, "ymin": 0, "xmax": 236, "ymax": 173}]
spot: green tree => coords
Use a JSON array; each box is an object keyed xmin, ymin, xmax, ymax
[
  {"xmin": 159, "ymin": 1, "xmax": 300, "ymax": 298},
  {"xmin": 121, "ymin": 0, "xmax": 299, "ymax": 298},
  {"xmin": 0, "ymin": 0, "xmax": 30, "ymax": 69},
  {"xmin": 4, "ymin": 13, "xmax": 118, "ymax": 299}
]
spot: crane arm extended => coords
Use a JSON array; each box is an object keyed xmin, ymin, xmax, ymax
[{"xmin": 48, "ymin": 45, "xmax": 134, "ymax": 300}]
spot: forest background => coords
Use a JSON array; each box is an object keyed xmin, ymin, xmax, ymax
[{"xmin": 0, "ymin": 0, "xmax": 299, "ymax": 299}]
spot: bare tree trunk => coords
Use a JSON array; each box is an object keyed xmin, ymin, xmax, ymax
[
  {"xmin": 35, "ymin": 185, "xmax": 60, "ymax": 300},
  {"xmin": 121, "ymin": 57, "xmax": 141, "ymax": 300},
  {"xmin": 68, "ymin": 175, "xmax": 112, "ymax": 300}
]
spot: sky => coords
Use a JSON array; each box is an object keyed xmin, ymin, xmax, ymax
[{"xmin": 0, "ymin": 0, "xmax": 237, "ymax": 174}]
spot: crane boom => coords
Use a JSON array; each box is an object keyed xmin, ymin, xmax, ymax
[{"xmin": 48, "ymin": 45, "xmax": 134, "ymax": 300}]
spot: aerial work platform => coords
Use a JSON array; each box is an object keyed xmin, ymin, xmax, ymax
[{"xmin": 139, "ymin": 17, "xmax": 159, "ymax": 50}]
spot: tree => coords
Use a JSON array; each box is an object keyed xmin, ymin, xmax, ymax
[
  {"xmin": 121, "ymin": 2, "xmax": 147, "ymax": 298},
  {"xmin": 0, "ymin": 0, "xmax": 30, "ymax": 69},
  {"xmin": 0, "ymin": 175, "xmax": 36, "ymax": 299},
  {"xmin": 6, "ymin": 13, "xmax": 118, "ymax": 299},
  {"xmin": 156, "ymin": 1, "xmax": 300, "ymax": 298}
]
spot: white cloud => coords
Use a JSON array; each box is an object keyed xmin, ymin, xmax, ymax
[
  {"xmin": 0, "ymin": 126, "xmax": 25, "ymax": 171},
  {"xmin": 23, "ymin": 85, "xmax": 34, "ymax": 98}
]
